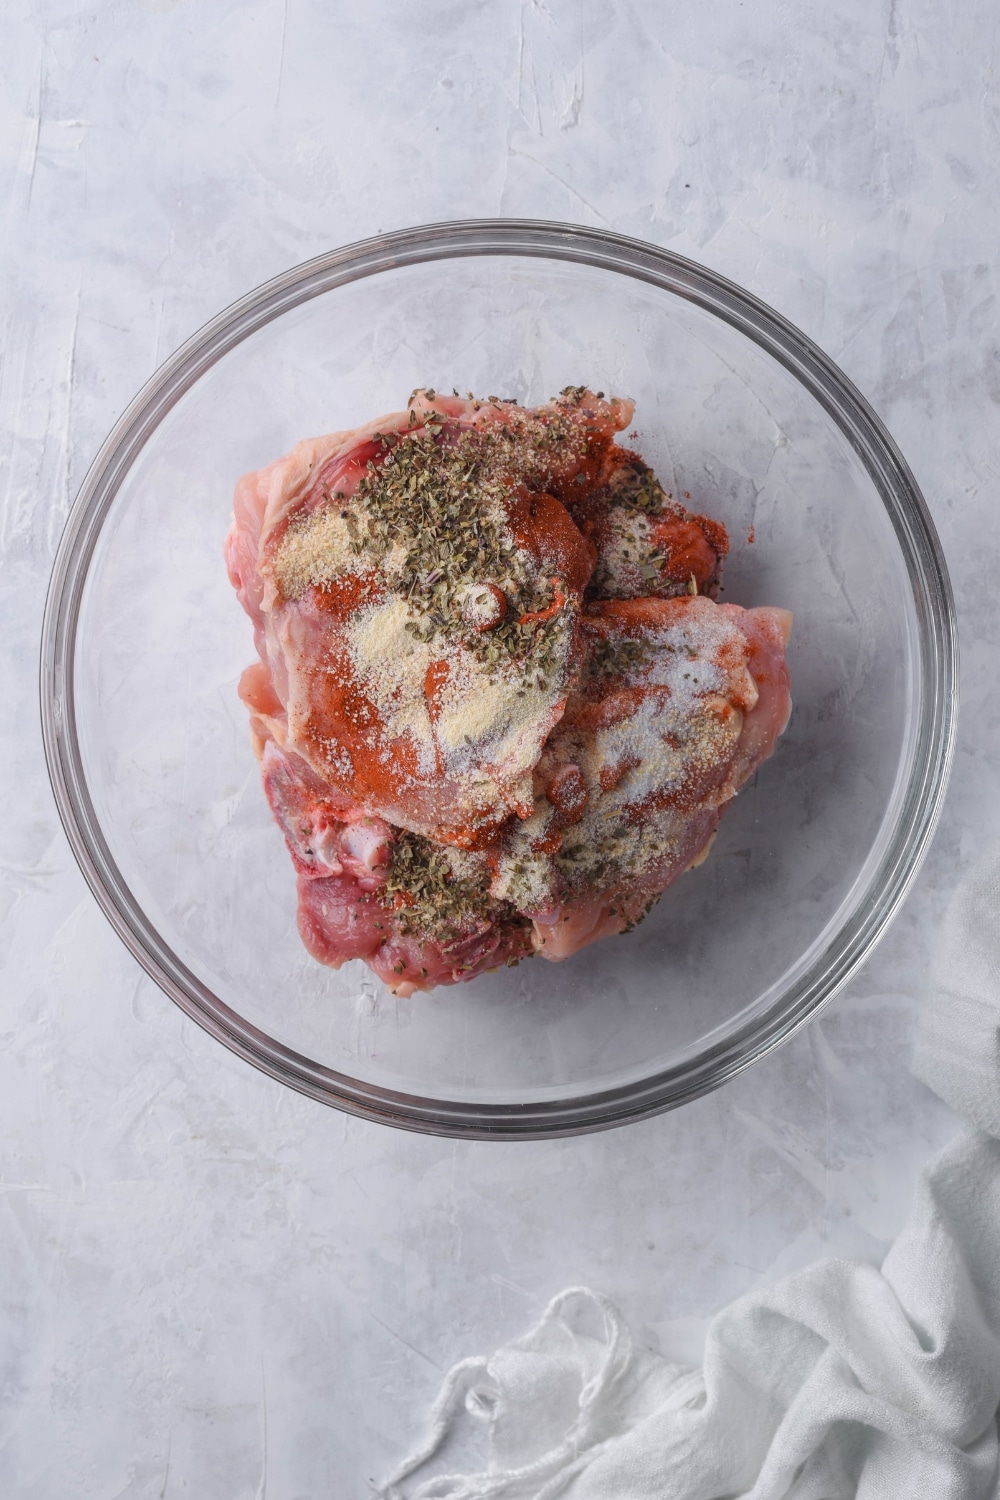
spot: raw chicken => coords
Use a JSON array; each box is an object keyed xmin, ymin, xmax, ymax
[
  {"xmin": 227, "ymin": 388, "xmax": 623, "ymax": 845},
  {"xmin": 226, "ymin": 389, "xmax": 791, "ymax": 996},
  {"xmin": 511, "ymin": 597, "xmax": 792, "ymax": 960}
]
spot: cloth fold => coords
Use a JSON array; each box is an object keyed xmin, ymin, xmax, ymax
[{"xmin": 379, "ymin": 845, "xmax": 1000, "ymax": 1499}]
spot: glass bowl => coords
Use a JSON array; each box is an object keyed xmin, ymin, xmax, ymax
[{"xmin": 40, "ymin": 220, "xmax": 957, "ymax": 1139}]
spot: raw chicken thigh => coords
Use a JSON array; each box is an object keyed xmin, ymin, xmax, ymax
[{"xmin": 226, "ymin": 388, "xmax": 791, "ymax": 996}]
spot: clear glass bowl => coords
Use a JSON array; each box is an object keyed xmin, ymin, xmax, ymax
[{"xmin": 40, "ymin": 220, "xmax": 957, "ymax": 1138}]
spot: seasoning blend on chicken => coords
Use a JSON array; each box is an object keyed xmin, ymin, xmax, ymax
[{"xmin": 225, "ymin": 388, "xmax": 791, "ymax": 996}]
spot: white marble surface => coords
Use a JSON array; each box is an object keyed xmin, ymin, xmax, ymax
[{"xmin": 2, "ymin": 1, "xmax": 998, "ymax": 1492}]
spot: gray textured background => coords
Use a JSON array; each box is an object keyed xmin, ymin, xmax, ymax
[{"xmin": 2, "ymin": 1, "xmax": 996, "ymax": 1492}]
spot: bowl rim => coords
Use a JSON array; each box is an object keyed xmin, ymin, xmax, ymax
[{"xmin": 39, "ymin": 217, "xmax": 959, "ymax": 1139}]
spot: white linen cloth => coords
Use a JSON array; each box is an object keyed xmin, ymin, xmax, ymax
[{"xmin": 378, "ymin": 847, "xmax": 1000, "ymax": 1498}]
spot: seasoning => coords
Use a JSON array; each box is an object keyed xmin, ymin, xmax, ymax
[
  {"xmin": 271, "ymin": 403, "xmax": 594, "ymax": 683},
  {"xmin": 228, "ymin": 386, "xmax": 791, "ymax": 996},
  {"xmin": 380, "ymin": 828, "xmax": 527, "ymax": 942},
  {"xmin": 606, "ymin": 459, "xmax": 672, "ymax": 516}
]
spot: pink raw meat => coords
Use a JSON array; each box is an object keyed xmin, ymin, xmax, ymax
[{"xmin": 226, "ymin": 389, "xmax": 792, "ymax": 996}]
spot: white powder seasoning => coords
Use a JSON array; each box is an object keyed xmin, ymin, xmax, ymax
[
  {"xmin": 270, "ymin": 508, "xmax": 359, "ymax": 596},
  {"xmin": 347, "ymin": 597, "xmax": 438, "ymax": 776},
  {"xmin": 346, "ymin": 596, "xmax": 572, "ymax": 800},
  {"xmin": 544, "ymin": 609, "xmax": 751, "ymax": 893},
  {"xmin": 490, "ymin": 802, "xmax": 560, "ymax": 913},
  {"xmin": 270, "ymin": 508, "xmax": 408, "ymax": 599},
  {"xmin": 436, "ymin": 647, "xmax": 565, "ymax": 771},
  {"xmin": 591, "ymin": 510, "xmax": 652, "ymax": 597}
]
